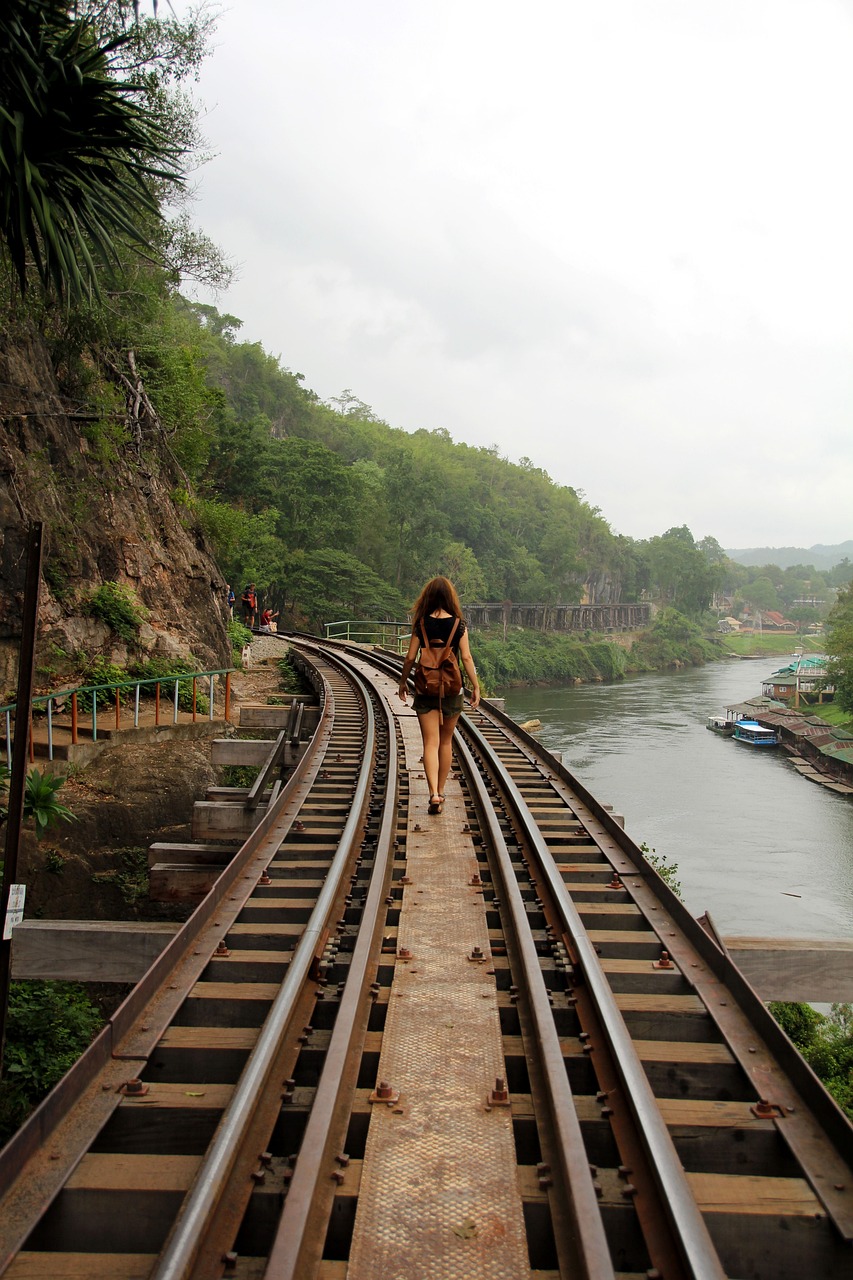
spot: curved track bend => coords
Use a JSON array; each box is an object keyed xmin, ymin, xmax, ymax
[{"xmin": 0, "ymin": 634, "xmax": 850, "ymax": 1280}]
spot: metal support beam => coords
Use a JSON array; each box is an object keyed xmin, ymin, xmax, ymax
[{"xmin": 0, "ymin": 523, "xmax": 43, "ymax": 1074}]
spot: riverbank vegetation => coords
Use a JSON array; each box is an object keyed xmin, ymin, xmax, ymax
[
  {"xmin": 769, "ymin": 1003, "xmax": 853, "ymax": 1119},
  {"xmin": 626, "ymin": 609, "xmax": 724, "ymax": 671},
  {"xmin": 474, "ymin": 629, "xmax": 627, "ymax": 690},
  {"xmin": 476, "ymin": 608, "xmax": 732, "ymax": 690}
]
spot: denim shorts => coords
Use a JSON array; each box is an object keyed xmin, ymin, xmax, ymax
[{"xmin": 411, "ymin": 691, "xmax": 464, "ymax": 715}]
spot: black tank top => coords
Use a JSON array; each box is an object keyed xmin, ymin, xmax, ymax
[{"xmin": 419, "ymin": 613, "xmax": 465, "ymax": 654}]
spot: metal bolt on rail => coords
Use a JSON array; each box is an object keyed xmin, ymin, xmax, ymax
[{"xmin": 489, "ymin": 1077, "xmax": 510, "ymax": 1106}]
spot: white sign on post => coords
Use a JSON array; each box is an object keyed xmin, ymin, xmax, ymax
[{"xmin": 3, "ymin": 884, "xmax": 26, "ymax": 941}]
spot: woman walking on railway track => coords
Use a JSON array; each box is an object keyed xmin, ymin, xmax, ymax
[{"xmin": 398, "ymin": 575, "xmax": 480, "ymax": 814}]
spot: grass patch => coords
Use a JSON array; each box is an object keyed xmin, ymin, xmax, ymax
[
  {"xmin": 277, "ymin": 652, "xmax": 313, "ymax": 694},
  {"xmin": 91, "ymin": 847, "xmax": 149, "ymax": 907},
  {"xmin": 794, "ymin": 701, "xmax": 853, "ymax": 731},
  {"xmin": 723, "ymin": 633, "xmax": 825, "ymax": 657},
  {"xmin": 221, "ymin": 765, "xmax": 259, "ymax": 788}
]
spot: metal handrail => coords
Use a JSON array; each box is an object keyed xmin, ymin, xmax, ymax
[
  {"xmin": 1, "ymin": 668, "xmax": 235, "ymax": 767},
  {"xmin": 324, "ymin": 619, "xmax": 410, "ymax": 652}
]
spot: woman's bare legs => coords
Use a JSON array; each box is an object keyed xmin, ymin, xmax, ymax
[
  {"xmin": 437, "ymin": 713, "xmax": 460, "ymax": 798},
  {"xmin": 417, "ymin": 710, "xmax": 441, "ymax": 802}
]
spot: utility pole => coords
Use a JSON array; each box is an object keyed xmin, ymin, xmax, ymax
[{"xmin": 0, "ymin": 523, "xmax": 43, "ymax": 1075}]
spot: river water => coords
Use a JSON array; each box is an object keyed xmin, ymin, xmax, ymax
[{"xmin": 501, "ymin": 660, "xmax": 853, "ymax": 941}]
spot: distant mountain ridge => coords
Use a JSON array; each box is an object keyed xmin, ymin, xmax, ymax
[{"xmin": 725, "ymin": 541, "xmax": 853, "ymax": 570}]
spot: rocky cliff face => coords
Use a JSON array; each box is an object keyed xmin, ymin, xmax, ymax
[{"xmin": 0, "ymin": 330, "xmax": 231, "ymax": 694}]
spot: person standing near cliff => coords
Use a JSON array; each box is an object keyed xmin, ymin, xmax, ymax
[{"xmin": 241, "ymin": 583, "xmax": 257, "ymax": 628}]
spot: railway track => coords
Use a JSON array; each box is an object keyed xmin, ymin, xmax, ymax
[{"xmin": 0, "ymin": 636, "xmax": 851, "ymax": 1279}]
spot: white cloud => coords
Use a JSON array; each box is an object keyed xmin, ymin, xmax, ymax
[{"xmin": 182, "ymin": 0, "xmax": 853, "ymax": 547}]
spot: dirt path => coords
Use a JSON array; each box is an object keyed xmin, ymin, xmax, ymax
[{"xmin": 229, "ymin": 633, "xmax": 292, "ymax": 711}]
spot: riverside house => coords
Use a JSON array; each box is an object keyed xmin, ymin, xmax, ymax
[{"xmin": 762, "ymin": 656, "xmax": 834, "ymax": 704}]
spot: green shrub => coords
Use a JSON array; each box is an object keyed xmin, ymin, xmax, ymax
[
  {"xmin": 85, "ymin": 582, "xmax": 148, "ymax": 642},
  {"xmin": 277, "ymin": 653, "xmax": 312, "ymax": 694},
  {"xmin": 221, "ymin": 765, "xmax": 259, "ymax": 787},
  {"xmin": 0, "ymin": 982, "xmax": 102, "ymax": 1145},
  {"xmin": 91, "ymin": 847, "xmax": 149, "ymax": 906},
  {"xmin": 628, "ymin": 608, "xmax": 722, "ymax": 671},
  {"xmin": 639, "ymin": 842, "xmax": 682, "ymax": 898},
  {"xmin": 228, "ymin": 618, "xmax": 253, "ymax": 663},
  {"xmin": 770, "ymin": 1002, "xmax": 853, "ymax": 1118},
  {"xmin": 76, "ymin": 657, "xmax": 128, "ymax": 713},
  {"xmin": 129, "ymin": 657, "xmax": 210, "ymax": 715},
  {"xmin": 1, "ymin": 766, "xmax": 75, "ymax": 840},
  {"xmin": 24, "ymin": 769, "xmax": 76, "ymax": 840}
]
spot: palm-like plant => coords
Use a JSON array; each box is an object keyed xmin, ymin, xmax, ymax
[{"xmin": 0, "ymin": 0, "xmax": 184, "ymax": 300}]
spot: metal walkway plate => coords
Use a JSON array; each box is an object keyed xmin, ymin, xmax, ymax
[{"xmin": 347, "ymin": 705, "xmax": 530, "ymax": 1278}]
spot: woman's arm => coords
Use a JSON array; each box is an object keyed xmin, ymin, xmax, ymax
[
  {"xmin": 398, "ymin": 632, "xmax": 420, "ymax": 700},
  {"xmin": 458, "ymin": 630, "xmax": 480, "ymax": 708}
]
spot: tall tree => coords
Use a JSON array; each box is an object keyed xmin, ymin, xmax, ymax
[
  {"xmin": 826, "ymin": 581, "xmax": 853, "ymax": 713},
  {"xmin": 0, "ymin": 0, "xmax": 184, "ymax": 300}
]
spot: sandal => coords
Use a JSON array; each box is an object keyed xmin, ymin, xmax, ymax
[{"xmin": 428, "ymin": 796, "xmax": 443, "ymax": 815}]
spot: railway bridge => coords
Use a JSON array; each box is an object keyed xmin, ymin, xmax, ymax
[{"xmin": 1, "ymin": 634, "xmax": 852, "ymax": 1280}]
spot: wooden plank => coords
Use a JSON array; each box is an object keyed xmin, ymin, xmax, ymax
[
  {"xmin": 238, "ymin": 706, "xmax": 292, "ymax": 728},
  {"xmin": 147, "ymin": 842, "xmax": 239, "ymax": 868},
  {"xmin": 149, "ymin": 864, "xmax": 223, "ymax": 903},
  {"xmin": 723, "ymin": 936, "xmax": 853, "ymax": 1002},
  {"xmin": 7, "ymin": 1254, "xmax": 157, "ymax": 1279},
  {"xmin": 11, "ymin": 920, "xmax": 179, "ymax": 982},
  {"xmin": 657, "ymin": 1098, "xmax": 771, "ymax": 1129},
  {"xmin": 614, "ymin": 993, "xmax": 705, "ymax": 1014},
  {"xmin": 120, "ymin": 1082, "xmax": 234, "ymax": 1110},
  {"xmin": 211, "ymin": 738, "xmax": 276, "ymax": 765},
  {"xmin": 187, "ymin": 980, "xmax": 280, "ymax": 1002},
  {"xmin": 687, "ymin": 1172, "xmax": 818, "ymax": 1216},
  {"xmin": 633, "ymin": 1039, "xmax": 734, "ymax": 1064},
  {"xmin": 159, "ymin": 1026, "xmax": 260, "ymax": 1049},
  {"xmin": 67, "ymin": 1153, "xmax": 200, "ymax": 1192},
  {"xmin": 191, "ymin": 801, "xmax": 267, "ymax": 839}
]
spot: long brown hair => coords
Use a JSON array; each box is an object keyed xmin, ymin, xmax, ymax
[{"xmin": 411, "ymin": 576, "xmax": 463, "ymax": 633}]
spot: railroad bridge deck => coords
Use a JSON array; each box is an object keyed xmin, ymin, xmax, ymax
[{"xmin": 1, "ymin": 635, "xmax": 852, "ymax": 1280}]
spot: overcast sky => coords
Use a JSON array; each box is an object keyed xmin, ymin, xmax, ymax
[{"xmin": 180, "ymin": 0, "xmax": 853, "ymax": 550}]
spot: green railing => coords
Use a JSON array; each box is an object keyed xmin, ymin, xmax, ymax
[
  {"xmin": 1, "ymin": 668, "xmax": 235, "ymax": 767},
  {"xmin": 324, "ymin": 620, "xmax": 411, "ymax": 653}
]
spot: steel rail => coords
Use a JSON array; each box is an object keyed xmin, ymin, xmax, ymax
[
  {"xmin": 460, "ymin": 715, "xmax": 727, "ymax": 1280},
  {"xmin": 150, "ymin": 661, "xmax": 377, "ymax": 1280},
  {"xmin": 264, "ymin": 650, "xmax": 400, "ymax": 1279},
  {"xmin": 453, "ymin": 731, "xmax": 616, "ymax": 1280},
  {"xmin": 0, "ymin": 654, "xmax": 334, "ymax": 1269},
  {"xmin": 474, "ymin": 698, "xmax": 853, "ymax": 1237}
]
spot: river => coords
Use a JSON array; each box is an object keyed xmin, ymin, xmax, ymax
[{"xmin": 501, "ymin": 660, "xmax": 853, "ymax": 942}]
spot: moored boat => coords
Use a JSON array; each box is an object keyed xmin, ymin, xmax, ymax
[
  {"xmin": 706, "ymin": 714, "xmax": 735, "ymax": 735},
  {"xmin": 732, "ymin": 719, "xmax": 779, "ymax": 747}
]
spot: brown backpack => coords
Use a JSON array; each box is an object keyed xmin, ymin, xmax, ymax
[{"xmin": 414, "ymin": 617, "xmax": 463, "ymax": 710}]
